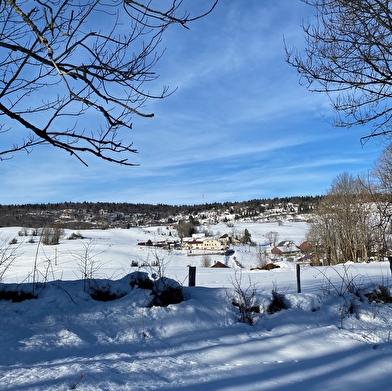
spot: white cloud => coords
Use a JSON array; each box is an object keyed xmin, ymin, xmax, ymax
[{"xmin": 0, "ymin": 2, "xmax": 383, "ymax": 206}]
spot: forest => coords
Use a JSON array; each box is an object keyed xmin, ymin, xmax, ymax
[{"xmin": 0, "ymin": 196, "xmax": 321, "ymax": 228}]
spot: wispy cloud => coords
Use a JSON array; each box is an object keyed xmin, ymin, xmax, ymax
[{"xmin": 0, "ymin": 2, "xmax": 383, "ymax": 206}]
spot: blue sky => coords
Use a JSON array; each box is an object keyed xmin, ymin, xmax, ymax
[{"xmin": 0, "ymin": 1, "xmax": 384, "ymax": 206}]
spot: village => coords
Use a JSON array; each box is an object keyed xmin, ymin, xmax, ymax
[{"xmin": 137, "ymin": 228, "xmax": 312, "ymax": 264}]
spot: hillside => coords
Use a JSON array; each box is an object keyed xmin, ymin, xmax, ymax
[
  {"xmin": 1, "ymin": 222, "xmax": 392, "ymax": 390},
  {"xmin": 0, "ymin": 196, "xmax": 320, "ymax": 228}
]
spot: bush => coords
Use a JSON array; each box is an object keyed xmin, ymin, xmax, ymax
[
  {"xmin": 256, "ymin": 248, "xmax": 268, "ymax": 268},
  {"xmin": 90, "ymin": 289, "xmax": 126, "ymax": 302},
  {"xmin": 318, "ymin": 265, "xmax": 364, "ymax": 328},
  {"xmin": 68, "ymin": 232, "xmax": 84, "ymax": 240},
  {"xmin": 365, "ymin": 285, "xmax": 392, "ymax": 304},
  {"xmin": 150, "ymin": 277, "xmax": 184, "ymax": 307},
  {"xmin": 129, "ymin": 271, "xmax": 153, "ymax": 290},
  {"xmin": 267, "ymin": 289, "xmax": 287, "ymax": 314},
  {"xmin": 41, "ymin": 225, "xmax": 64, "ymax": 245},
  {"xmin": 201, "ymin": 254, "xmax": 212, "ymax": 267},
  {"xmin": 0, "ymin": 290, "xmax": 37, "ymax": 302},
  {"xmin": 319, "ymin": 265, "xmax": 362, "ymax": 298},
  {"xmin": 129, "ymin": 272, "xmax": 183, "ymax": 306},
  {"xmin": 228, "ymin": 271, "xmax": 259, "ymax": 325},
  {"xmin": 0, "ymin": 239, "xmax": 19, "ymax": 282}
]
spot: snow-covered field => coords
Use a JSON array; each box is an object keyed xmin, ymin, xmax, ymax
[{"xmin": 1, "ymin": 222, "xmax": 392, "ymax": 391}]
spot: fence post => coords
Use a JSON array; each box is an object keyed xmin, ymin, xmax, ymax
[
  {"xmin": 188, "ymin": 266, "xmax": 196, "ymax": 287},
  {"xmin": 296, "ymin": 263, "xmax": 301, "ymax": 293},
  {"xmin": 388, "ymin": 257, "xmax": 392, "ymax": 277}
]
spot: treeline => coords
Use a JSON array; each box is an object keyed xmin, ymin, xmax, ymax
[{"xmin": 0, "ymin": 196, "xmax": 322, "ymax": 228}]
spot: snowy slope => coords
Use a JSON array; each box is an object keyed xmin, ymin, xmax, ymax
[{"xmin": 1, "ymin": 223, "xmax": 392, "ymax": 390}]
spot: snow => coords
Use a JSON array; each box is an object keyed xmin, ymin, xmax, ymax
[{"xmin": 1, "ymin": 222, "xmax": 392, "ymax": 390}]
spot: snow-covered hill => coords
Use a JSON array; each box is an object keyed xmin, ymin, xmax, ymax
[{"xmin": 1, "ymin": 222, "xmax": 392, "ymax": 390}]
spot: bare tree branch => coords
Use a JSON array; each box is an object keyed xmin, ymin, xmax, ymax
[
  {"xmin": 0, "ymin": 0, "xmax": 217, "ymax": 165},
  {"xmin": 286, "ymin": 0, "xmax": 392, "ymax": 141}
]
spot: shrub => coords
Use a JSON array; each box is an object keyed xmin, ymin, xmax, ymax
[
  {"xmin": 267, "ymin": 289, "xmax": 287, "ymax": 314},
  {"xmin": 228, "ymin": 271, "xmax": 259, "ymax": 325},
  {"xmin": 90, "ymin": 289, "xmax": 126, "ymax": 302},
  {"xmin": 0, "ymin": 290, "xmax": 37, "ymax": 302},
  {"xmin": 150, "ymin": 277, "xmax": 184, "ymax": 307},
  {"xmin": 0, "ymin": 239, "xmax": 19, "ymax": 282},
  {"xmin": 318, "ymin": 264, "xmax": 362, "ymax": 298},
  {"xmin": 145, "ymin": 248, "xmax": 170, "ymax": 280},
  {"xmin": 72, "ymin": 240, "xmax": 103, "ymax": 292},
  {"xmin": 318, "ymin": 265, "xmax": 364, "ymax": 328},
  {"xmin": 41, "ymin": 224, "xmax": 64, "ymax": 245},
  {"xmin": 365, "ymin": 285, "xmax": 392, "ymax": 304},
  {"xmin": 129, "ymin": 271, "xmax": 153, "ymax": 290},
  {"xmin": 201, "ymin": 254, "xmax": 212, "ymax": 267},
  {"xmin": 256, "ymin": 247, "xmax": 268, "ymax": 268},
  {"xmin": 68, "ymin": 232, "xmax": 84, "ymax": 240}
]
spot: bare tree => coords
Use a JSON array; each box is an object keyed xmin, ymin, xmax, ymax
[
  {"xmin": 0, "ymin": 0, "xmax": 217, "ymax": 165},
  {"xmin": 368, "ymin": 143, "xmax": 392, "ymax": 256},
  {"xmin": 72, "ymin": 240, "xmax": 104, "ymax": 292},
  {"xmin": 40, "ymin": 223, "xmax": 64, "ymax": 245},
  {"xmin": 145, "ymin": 247, "xmax": 169, "ymax": 280},
  {"xmin": 309, "ymin": 172, "xmax": 375, "ymax": 264},
  {"xmin": 0, "ymin": 237, "xmax": 19, "ymax": 281},
  {"xmin": 40, "ymin": 227, "xmax": 52, "ymax": 246},
  {"xmin": 51, "ymin": 222, "xmax": 64, "ymax": 245},
  {"xmin": 255, "ymin": 246, "xmax": 268, "ymax": 268},
  {"xmin": 372, "ymin": 143, "xmax": 392, "ymax": 197},
  {"xmin": 201, "ymin": 254, "xmax": 212, "ymax": 267},
  {"xmin": 265, "ymin": 231, "xmax": 279, "ymax": 246},
  {"xmin": 286, "ymin": 0, "xmax": 392, "ymax": 142}
]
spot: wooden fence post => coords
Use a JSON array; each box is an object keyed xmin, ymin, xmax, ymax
[
  {"xmin": 188, "ymin": 266, "xmax": 196, "ymax": 287},
  {"xmin": 388, "ymin": 257, "xmax": 392, "ymax": 277},
  {"xmin": 296, "ymin": 263, "xmax": 301, "ymax": 293}
]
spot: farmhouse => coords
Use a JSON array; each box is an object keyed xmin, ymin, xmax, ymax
[
  {"xmin": 219, "ymin": 233, "xmax": 230, "ymax": 246},
  {"xmin": 299, "ymin": 241, "xmax": 311, "ymax": 253},
  {"xmin": 185, "ymin": 238, "xmax": 223, "ymax": 251},
  {"xmin": 271, "ymin": 241, "xmax": 301, "ymax": 257},
  {"xmin": 203, "ymin": 238, "xmax": 223, "ymax": 251},
  {"xmin": 186, "ymin": 239, "xmax": 205, "ymax": 250}
]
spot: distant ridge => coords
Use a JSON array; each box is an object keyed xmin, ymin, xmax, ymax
[{"xmin": 0, "ymin": 196, "xmax": 321, "ymax": 228}]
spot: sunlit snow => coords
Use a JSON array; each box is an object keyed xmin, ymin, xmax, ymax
[{"xmin": 1, "ymin": 222, "xmax": 391, "ymax": 390}]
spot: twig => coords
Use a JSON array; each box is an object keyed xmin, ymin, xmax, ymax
[{"xmin": 70, "ymin": 374, "xmax": 83, "ymax": 390}]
